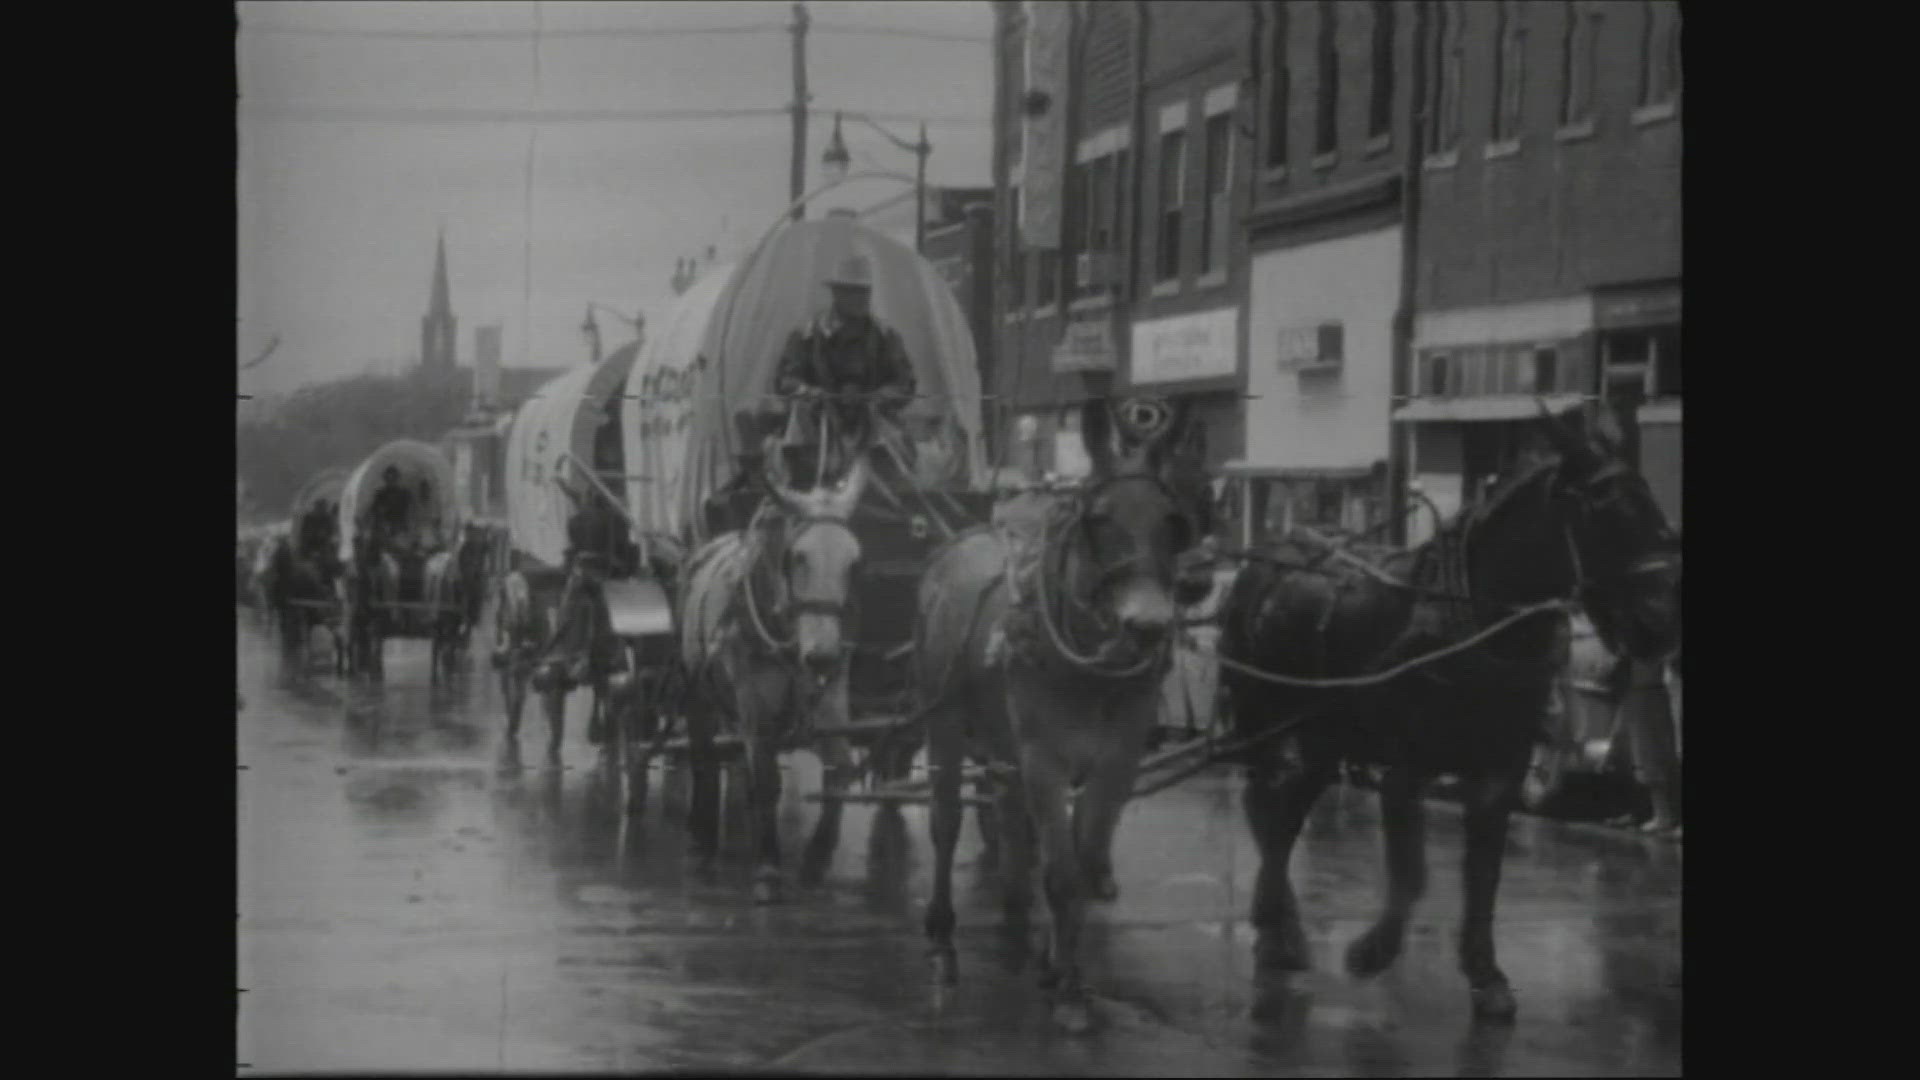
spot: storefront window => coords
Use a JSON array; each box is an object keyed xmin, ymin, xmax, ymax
[{"xmin": 1650, "ymin": 326, "xmax": 1681, "ymax": 397}]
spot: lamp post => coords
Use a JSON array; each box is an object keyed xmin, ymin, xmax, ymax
[{"xmin": 821, "ymin": 111, "xmax": 933, "ymax": 252}]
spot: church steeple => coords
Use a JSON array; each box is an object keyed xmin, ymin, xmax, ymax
[{"xmin": 421, "ymin": 226, "xmax": 457, "ymax": 373}]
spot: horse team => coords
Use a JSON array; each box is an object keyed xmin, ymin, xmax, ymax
[
  {"xmin": 254, "ymin": 521, "xmax": 493, "ymax": 686},
  {"xmin": 248, "ymin": 393, "xmax": 1681, "ymax": 1034}
]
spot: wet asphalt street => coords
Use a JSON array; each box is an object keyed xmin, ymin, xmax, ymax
[{"xmin": 237, "ymin": 613, "xmax": 1681, "ymax": 1076}]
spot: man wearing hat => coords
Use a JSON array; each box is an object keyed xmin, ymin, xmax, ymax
[
  {"xmin": 758, "ymin": 254, "xmax": 918, "ymax": 487},
  {"xmin": 369, "ymin": 466, "xmax": 413, "ymax": 556},
  {"xmin": 529, "ymin": 478, "xmax": 637, "ymax": 737}
]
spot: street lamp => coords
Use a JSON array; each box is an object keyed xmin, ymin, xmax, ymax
[{"xmin": 821, "ymin": 111, "xmax": 933, "ymax": 252}]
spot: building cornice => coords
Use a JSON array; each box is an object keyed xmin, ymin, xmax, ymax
[{"xmin": 1247, "ymin": 172, "xmax": 1403, "ymax": 237}]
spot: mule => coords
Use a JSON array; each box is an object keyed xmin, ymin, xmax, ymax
[
  {"xmin": 341, "ymin": 533, "xmax": 398, "ymax": 679},
  {"xmin": 913, "ymin": 397, "xmax": 1208, "ymax": 1034},
  {"xmin": 1216, "ymin": 406, "xmax": 1680, "ymax": 1023},
  {"xmin": 678, "ymin": 454, "xmax": 871, "ymax": 905},
  {"xmin": 492, "ymin": 567, "xmax": 561, "ymax": 766},
  {"xmin": 423, "ymin": 522, "xmax": 492, "ymax": 686},
  {"xmin": 263, "ymin": 537, "xmax": 346, "ymax": 677}
]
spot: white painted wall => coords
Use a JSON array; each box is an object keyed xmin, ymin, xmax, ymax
[{"xmin": 1244, "ymin": 226, "xmax": 1402, "ymax": 471}]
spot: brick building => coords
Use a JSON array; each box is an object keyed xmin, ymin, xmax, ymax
[
  {"xmin": 1230, "ymin": 0, "xmax": 1420, "ymax": 547},
  {"xmin": 991, "ymin": 1, "xmax": 1255, "ymax": 485},
  {"xmin": 1401, "ymin": 0, "xmax": 1682, "ymax": 538},
  {"xmin": 988, "ymin": 1, "xmax": 1680, "ymax": 538}
]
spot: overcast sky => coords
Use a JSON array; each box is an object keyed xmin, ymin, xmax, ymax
[{"xmin": 237, "ymin": 0, "xmax": 995, "ymax": 400}]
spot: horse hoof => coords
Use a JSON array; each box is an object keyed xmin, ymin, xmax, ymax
[
  {"xmin": 1087, "ymin": 871, "xmax": 1119, "ymax": 902},
  {"xmin": 752, "ymin": 879, "xmax": 784, "ymax": 906},
  {"xmin": 1051, "ymin": 995, "xmax": 1095, "ymax": 1036},
  {"xmin": 1472, "ymin": 982, "xmax": 1518, "ymax": 1023},
  {"xmin": 928, "ymin": 949, "xmax": 958, "ymax": 986},
  {"xmin": 1345, "ymin": 926, "xmax": 1402, "ymax": 980},
  {"xmin": 1255, "ymin": 932, "xmax": 1313, "ymax": 973}
]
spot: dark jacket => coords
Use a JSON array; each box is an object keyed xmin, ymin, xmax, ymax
[
  {"xmin": 298, "ymin": 507, "xmax": 331, "ymax": 554},
  {"xmin": 370, "ymin": 483, "xmax": 411, "ymax": 535},
  {"xmin": 565, "ymin": 498, "xmax": 635, "ymax": 575},
  {"xmin": 773, "ymin": 313, "xmax": 916, "ymax": 404}
]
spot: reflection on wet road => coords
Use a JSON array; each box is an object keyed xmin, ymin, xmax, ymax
[{"xmin": 238, "ymin": 615, "xmax": 1680, "ymax": 1075}]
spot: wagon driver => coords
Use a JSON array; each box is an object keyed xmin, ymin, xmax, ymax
[
  {"xmin": 369, "ymin": 466, "xmax": 413, "ymax": 556},
  {"xmin": 749, "ymin": 254, "xmax": 919, "ymax": 488}
]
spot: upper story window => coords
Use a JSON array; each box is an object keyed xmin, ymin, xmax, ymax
[
  {"xmin": 1429, "ymin": 1, "xmax": 1462, "ymax": 154},
  {"xmin": 1156, "ymin": 124, "xmax": 1188, "ymax": 284},
  {"xmin": 1639, "ymin": 0, "xmax": 1680, "ymax": 108},
  {"xmin": 1265, "ymin": 2, "xmax": 1291, "ymax": 169},
  {"xmin": 1369, "ymin": 1, "xmax": 1395, "ymax": 141},
  {"xmin": 1070, "ymin": 131, "xmax": 1128, "ymax": 301},
  {"xmin": 1201, "ymin": 109, "xmax": 1234, "ymax": 276},
  {"xmin": 1315, "ymin": 0, "xmax": 1340, "ymax": 157},
  {"xmin": 1560, "ymin": 1, "xmax": 1601, "ymax": 127},
  {"xmin": 1491, "ymin": 1, "xmax": 1527, "ymax": 143}
]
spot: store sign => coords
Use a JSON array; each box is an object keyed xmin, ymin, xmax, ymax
[
  {"xmin": 1595, "ymin": 285, "xmax": 1681, "ymax": 330},
  {"xmin": 1277, "ymin": 321, "xmax": 1344, "ymax": 372},
  {"xmin": 1052, "ymin": 317, "xmax": 1117, "ymax": 374},
  {"xmin": 1132, "ymin": 307, "xmax": 1240, "ymax": 384}
]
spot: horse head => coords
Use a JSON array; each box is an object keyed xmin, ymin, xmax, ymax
[
  {"xmin": 1055, "ymin": 396, "xmax": 1205, "ymax": 654},
  {"xmin": 1534, "ymin": 401, "xmax": 1681, "ymax": 661},
  {"xmin": 761, "ymin": 451, "xmax": 870, "ymax": 684}
]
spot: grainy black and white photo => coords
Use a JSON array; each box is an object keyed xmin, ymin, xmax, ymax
[{"xmin": 236, "ymin": 1, "xmax": 1682, "ymax": 1073}]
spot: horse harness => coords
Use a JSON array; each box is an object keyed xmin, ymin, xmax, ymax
[{"xmin": 997, "ymin": 473, "xmax": 1192, "ymax": 683}]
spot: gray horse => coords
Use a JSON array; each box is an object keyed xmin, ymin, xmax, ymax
[
  {"xmin": 678, "ymin": 454, "xmax": 872, "ymax": 904},
  {"xmin": 913, "ymin": 397, "xmax": 1209, "ymax": 1034}
]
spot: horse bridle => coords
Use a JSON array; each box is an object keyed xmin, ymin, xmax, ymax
[
  {"xmin": 743, "ymin": 509, "xmax": 860, "ymax": 653},
  {"xmin": 1550, "ymin": 460, "xmax": 1679, "ymax": 595},
  {"xmin": 1032, "ymin": 472, "xmax": 1193, "ymax": 676}
]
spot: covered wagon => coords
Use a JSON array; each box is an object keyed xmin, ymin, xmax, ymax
[{"xmin": 618, "ymin": 214, "xmax": 999, "ymax": 804}]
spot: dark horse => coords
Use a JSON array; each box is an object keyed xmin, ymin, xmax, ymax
[
  {"xmin": 913, "ymin": 397, "xmax": 1210, "ymax": 1033},
  {"xmin": 263, "ymin": 537, "xmax": 346, "ymax": 677},
  {"xmin": 423, "ymin": 522, "xmax": 492, "ymax": 686},
  {"xmin": 1216, "ymin": 406, "xmax": 1680, "ymax": 1022}
]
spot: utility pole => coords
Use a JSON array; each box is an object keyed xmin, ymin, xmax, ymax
[
  {"xmin": 1389, "ymin": 1, "xmax": 1429, "ymax": 548},
  {"xmin": 789, "ymin": 3, "xmax": 810, "ymax": 221}
]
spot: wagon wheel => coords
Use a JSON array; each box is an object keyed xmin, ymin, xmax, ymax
[{"xmin": 626, "ymin": 647, "xmax": 689, "ymax": 819}]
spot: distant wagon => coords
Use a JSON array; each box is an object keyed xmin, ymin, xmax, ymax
[{"xmin": 335, "ymin": 439, "xmax": 469, "ymax": 678}]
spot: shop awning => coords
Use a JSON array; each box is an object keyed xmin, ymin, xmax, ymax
[{"xmin": 1392, "ymin": 393, "xmax": 1585, "ymax": 423}]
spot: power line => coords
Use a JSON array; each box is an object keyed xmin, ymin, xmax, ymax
[
  {"xmin": 809, "ymin": 23, "xmax": 990, "ymax": 44},
  {"xmin": 239, "ymin": 21, "xmax": 784, "ymax": 41},
  {"xmin": 240, "ymin": 19, "xmax": 986, "ymax": 44},
  {"xmin": 241, "ymin": 104, "xmax": 793, "ymax": 124},
  {"xmin": 812, "ymin": 107, "xmax": 991, "ymax": 125},
  {"xmin": 241, "ymin": 103, "xmax": 990, "ymax": 126}
]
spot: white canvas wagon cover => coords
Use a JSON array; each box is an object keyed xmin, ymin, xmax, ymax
[
  {"xmin": 336, "ymin": 440, "xmax": 458, "ymax": 562},
  {"xmin": 623, "ymin": 216, "xmax": 986, "ymax": 545},
  {"xmin": 504, "ymin": 346, "xmax": 640, "ymax": 570}
]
